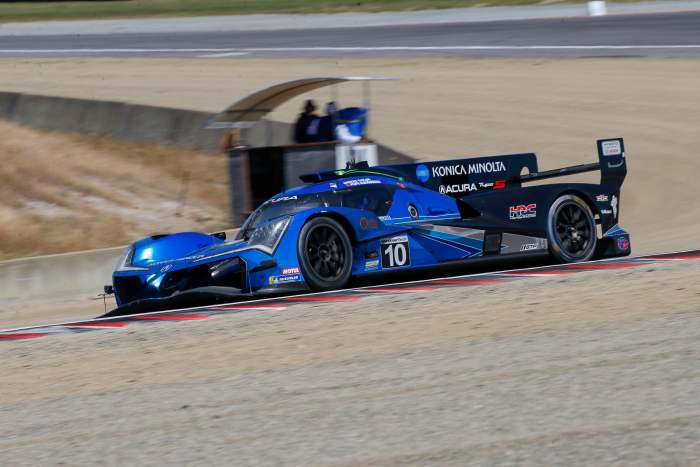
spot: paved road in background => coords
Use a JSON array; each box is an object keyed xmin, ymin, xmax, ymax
[{"xmin": 1, "ymin": 11, "xmax": 700, "ymax": 58}]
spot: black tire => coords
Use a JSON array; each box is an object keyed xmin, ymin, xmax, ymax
[
  {"xmin": 297, "ymin": 217, "xmax": 353, "ymax": 290},
  {"xmin": 547, "ymin": 194, "xmax": 597, "ymax": 263}
]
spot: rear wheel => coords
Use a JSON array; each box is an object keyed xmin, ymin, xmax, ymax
[
  {"xmin": 547, "ymin": 195, "xmax": 597, "ymax": 263},
  {"xmin": 297, "ymin": 217, "xmax": 353, "ymax": 290}
]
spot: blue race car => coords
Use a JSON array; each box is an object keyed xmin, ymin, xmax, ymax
[{"xmin": 105, "ymin": 138, "xmax": 631, "ymax": 316}]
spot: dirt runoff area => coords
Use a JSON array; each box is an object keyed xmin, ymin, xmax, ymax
[{"xmin": 1, "ymin": 259, "xmax": 698, "ymax": 465}]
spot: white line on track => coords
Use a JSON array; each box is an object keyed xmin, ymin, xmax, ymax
[
  {"xmin": 1, "ymin": 45, "xmax": 700, "ymax": 57},
  {"xmin": 198, "ymin": 52, "xmax": 250, "ymax": 58},
  {"xmin": 639, "ymin": 257, "xmax": 686, "ymax": 261},
  {"xmin": 497, "ymin": 272, "xmax": 569, "ymax": 277},
  {"xmin": 238, "ymin": 45, "xmax": 700, "ymax": 51},
  {"xmin": 0, "ymin": 48, "xmax": 235, "ymax": 53}
]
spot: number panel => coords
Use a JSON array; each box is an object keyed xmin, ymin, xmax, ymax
[{"xmin": 380, "ymin": 236, "xmax": 411, "ymax": 269}]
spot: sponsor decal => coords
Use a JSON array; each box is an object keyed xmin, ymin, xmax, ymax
[
  {"xmin": 415, "ymin": 164, "xmax": 430, "ymax": 183},
  {"xmin": 153, "ymin": 254, "xmax": 206, "ymax": 266},
  {"xmin": 281, "ymin": 267, "xmax": 300, "ymax": 275},
  {"xmin": 520, "ymin": 242, "xmax": 539, "ymax": 252},
  {"xmin": 380, "ymin": 236, "xmax": 410, "ymax": 268},
  {"xmin": 187, "ymin": 255, "xmax": 205, "ymax": 260},
  {"xmin": 439, "ymin": 183, "xmax": 477, "ymax": 194},
  {"xmin": 342, "ymin": 177, "xmax": 381, "ymax": 187},
  {"xmin": 378, "ymin": 215, "xmax": 391, "ymax": 222},
  {"xmin": 269, "ymin": 195, "xmax": 298, "ymax": 203},
  {"xmin": 381, "ymin": 235, "xmax": 409, "ymax": 245},
  {"xmin": 603, "ymin": 224, "xmax": 627, "ymax": 237},
  {"xmin": 611, "ymin": 195, "xmax": 618, "ymax": 217},
  {"xmin": 269, "ymin": 274, "xmax": 301, "ymax": 285},
  {"xmin": 600, "ymin": 209, "xmax": 613, "ymax": 215},
  {"xmin": 616, "ymin": 236, "xmax": 630, "ymax": 251},
  {"xmin": 329, "ymin": 182, "xmax": 338, "ymax": 189},
  {"xmin": 509, "ymin": 203, "xmax": 537, "ymax": 220},
  {"xmin": 596, "ymin": 194, "xmax": 609, "ymax": 202},
  {"xmin": 431, "ymin": 161, "xmax": 506, "ymax": 178},
  {"xmin": 160, "ymin": 264, "xmax": 174, "ymax": 273},
  {"xmin": 601, "ymin": 140, "xmax": 622, "ymax": 156},
  {"xmin": 364, "ymin": 259, "xmax": 379, "ymax": 271},
  {"xmin": 359, "ymin": 217, "xmax": 379, "ymax": 230},
  {"xmin": 478, "ymin": 180, "xmax": 506, "ymax": 190}
]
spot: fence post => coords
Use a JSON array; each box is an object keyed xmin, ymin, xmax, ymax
[{"xmin": 587, "ymin": 0, "xmax": 607, "ymax": 16}]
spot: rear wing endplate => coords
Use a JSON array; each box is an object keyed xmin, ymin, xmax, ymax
[{"xmin": 597, "ymin": 138, "xmax": 627, "ymax": 187}]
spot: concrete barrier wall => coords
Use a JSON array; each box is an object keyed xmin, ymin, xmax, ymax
[
  {"xmin": 0, "ymin": 91, "xmax": 227, "ymax": 151},
  {"xmin": 0, "ymin": 91, "xmax": 413, "ymax": 160},
  {"xmin": 0, "ymin": 247, "xmax": 122, "ymax": 303},
  {"xmin": 0, "ymin": 92, "xmax": 332, "ymax": 152}
]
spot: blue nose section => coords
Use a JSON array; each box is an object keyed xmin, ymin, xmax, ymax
[{"xmin": 131, "ymin": 232, "xmax": 222, "ymax": 267}]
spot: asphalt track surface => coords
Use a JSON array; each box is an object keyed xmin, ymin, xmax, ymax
[
  {"xmin": 1, "ymin": 12, "xmax": 700, "ymax": 58},
  {"xmin": 2, "ymin": 249, "xmax": 698, "ymax": 341}
]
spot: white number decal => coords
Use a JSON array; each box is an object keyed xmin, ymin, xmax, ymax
[{"xmin": 381, "ymin": 239, "xmax": 410, "ymax": 268}]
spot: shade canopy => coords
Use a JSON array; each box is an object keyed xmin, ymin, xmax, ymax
[{"xmin": 208, "ymin": 77, "xmax": 395, "ymax": 128}]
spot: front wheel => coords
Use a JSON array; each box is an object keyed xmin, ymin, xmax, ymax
[
  {"xmin": 297, "ymin": 217, "xmax": 353, "ymax": 290},
  {"xmin": 547, "ymin": 194, "xmax": 597, "ymax": 263}
]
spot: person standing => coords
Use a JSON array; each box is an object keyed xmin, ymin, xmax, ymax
[{"xmin": 293, "ymin": 100, "xmax": 319, "ymax": 143}]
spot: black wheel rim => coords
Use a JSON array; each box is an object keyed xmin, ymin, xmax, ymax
[
  {"xmin": 305, "ymin": 225, "xmax": 346, "ymax": 280},
  {"xmin": 554, "ymin": 202, "xmax": 592, "ymax": 258}
]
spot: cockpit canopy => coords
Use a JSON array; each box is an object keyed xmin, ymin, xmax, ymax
[{"xmin": 237, "ymin": 182, "xmax": 397, "ymax": 240}]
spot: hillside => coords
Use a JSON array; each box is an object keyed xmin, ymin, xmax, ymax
[{"xmin": 0, "ymin": 121, "xmax": 230, "ymax": 259}]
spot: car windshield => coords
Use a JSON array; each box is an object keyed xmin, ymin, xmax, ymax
[
  {"xmin": 237, "ymin": 195, "xmax": 326, "ymax": 240},
  {"xmin": 236, "ymin": 185, "xmax": 397, "ymax": 240}
]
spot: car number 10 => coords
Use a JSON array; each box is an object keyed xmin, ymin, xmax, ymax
[{"xmin": 381, "ymin": 239, "xmax": 411, "ymax": 268}]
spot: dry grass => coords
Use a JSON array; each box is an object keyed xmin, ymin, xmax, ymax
[{"xmin": 0, "ymin": 121, "xmax": 230, "ymax": 259}]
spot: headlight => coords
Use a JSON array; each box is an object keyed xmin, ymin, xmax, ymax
[
  {"xmin": 114, "ymin": 246, "xmax": 148, "ymax": 272},
  {"xmin": 247, "ymin": 216, "xmax": 291, "ymax": 255}
]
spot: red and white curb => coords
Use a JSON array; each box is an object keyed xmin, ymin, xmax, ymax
[{"xmin": 1, "ymin": 249, "xmax": 698, "ymax": 341}]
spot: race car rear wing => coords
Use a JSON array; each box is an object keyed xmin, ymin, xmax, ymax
[
  {"xmin": 516, "ymin": 138, "xmax": 627, "ymax": 188},
  {"xmin": 300, "ymin": 138, "xmax": 626, "ymax": 195}
]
